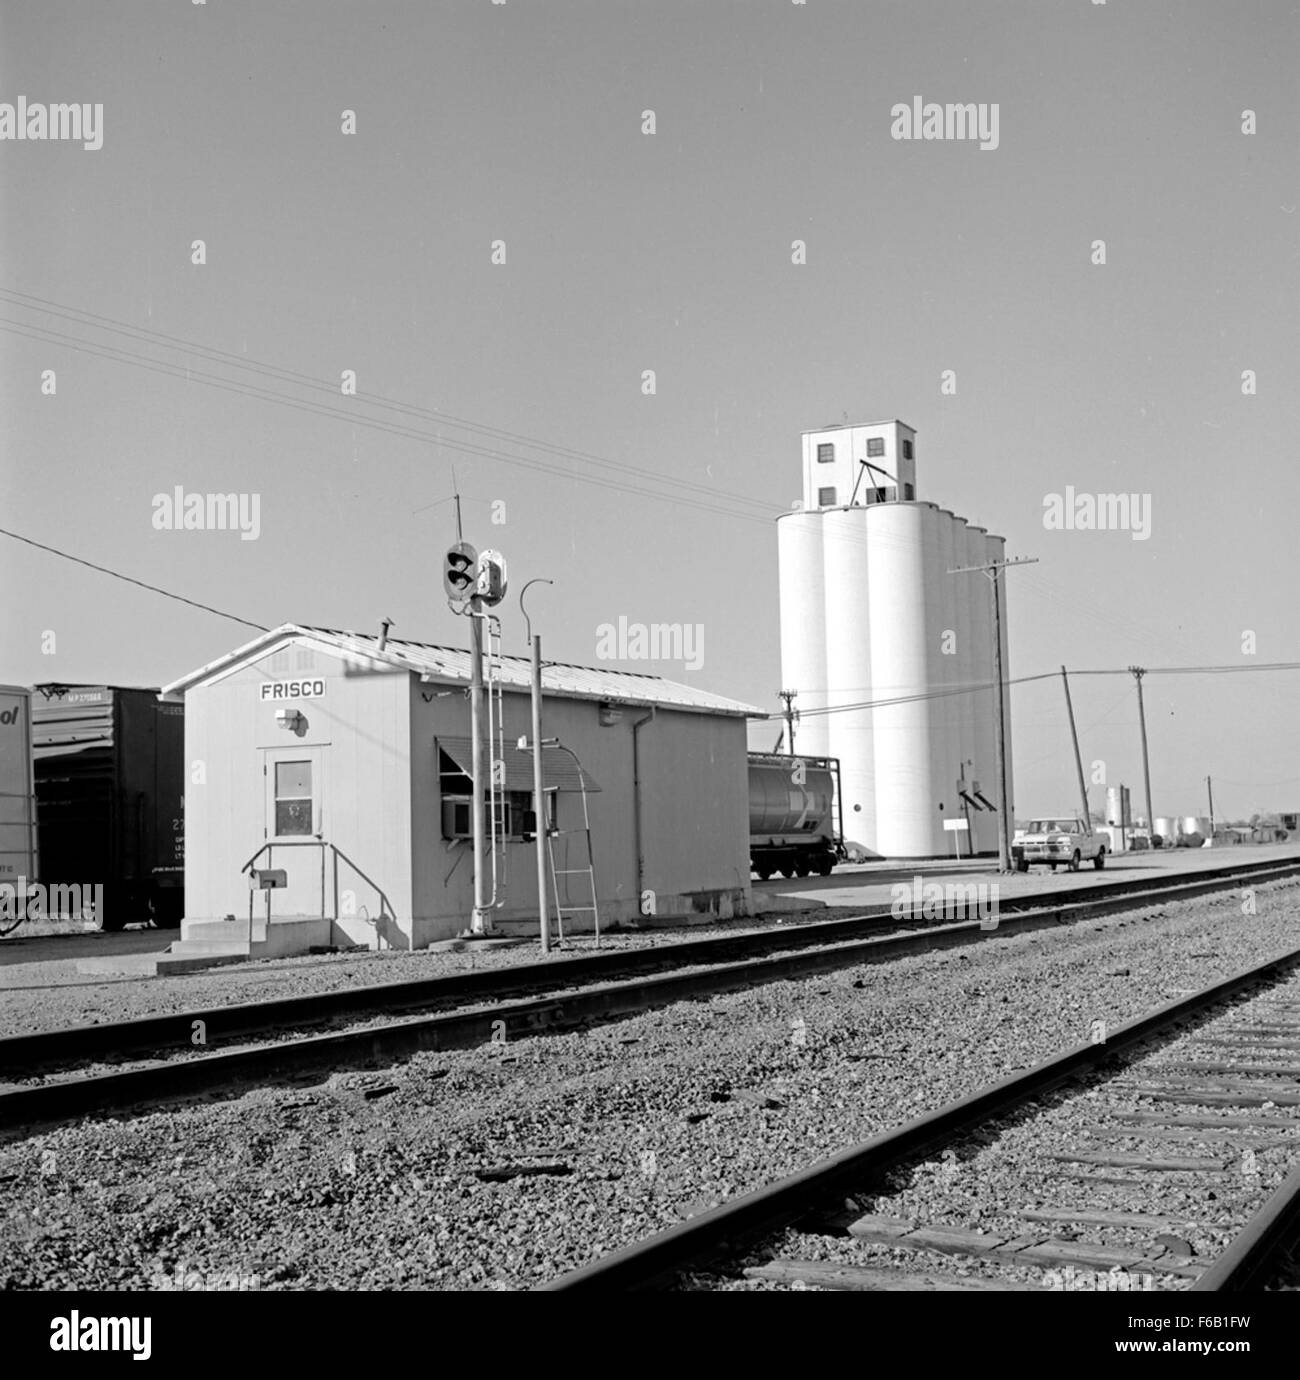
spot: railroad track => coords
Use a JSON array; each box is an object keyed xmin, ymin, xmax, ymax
[
  {"xmin": 537, "ymin": 949, "xmax": 1300, "ymax": 1292},
  {"xmin": 6, "ymin": 854, "xmax": 1297, "ymax": 1074},
  {"xmin": 3, "ymin": 857, "xmax": 1299, "ymax": 1131}
]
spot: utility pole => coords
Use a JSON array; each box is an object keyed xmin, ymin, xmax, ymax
[
  {"xmin": 1130, "ymin": 667, "xmax": 1155, "ymax": 847},
  {"xmin": 521, "ymin": 578, "xmax": 554, "ymax": 955},
  {"xmin": 1060, "ymin": 667, "xmax": 1091, "ymax": 829},
  {"xmin": 1206, "ymin": 774, "xmax": 1216, "ymax": 842},
  {"xmin": 778, "ymin": 689, "xmax": 798, "ymax": 756},
  {"xmin": 950, "ymin": 555, "xmax": 1037, "ymax": 873},
  {"xmin": 444, "ymin": 526, "xmax": 506, "ymax": 939},
  {"xmin": 468, "ymin": 602, "xmax": 490, "ymax": 935}
]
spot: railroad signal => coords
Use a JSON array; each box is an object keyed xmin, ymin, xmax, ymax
[
  {"xmin": 444, "ymin": 541, "xmax": 478, "ymax": 606},
  {"xmin": 476, "ymin": 549, "xmax": 508, "ymax": 605}
]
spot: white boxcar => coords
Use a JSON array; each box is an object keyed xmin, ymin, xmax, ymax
[{"xmin": 0, "ymin": 685, "xmax": 37, "ymax": 897}]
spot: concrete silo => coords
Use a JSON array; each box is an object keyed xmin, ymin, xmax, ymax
[
  {"xmin": 821, "ymin": 511, "xmax": 875, "ymax": 847},
  {"xmin": 776, "ymin": 419, "xmax": 1012, "ymax": 859},
  {"xmin": 775, "ymin": 509, "xmax": 828, "ymax": 758}
]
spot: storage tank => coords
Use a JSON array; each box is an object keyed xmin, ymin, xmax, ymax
[
  {"xmin": 865, "ymin": 503, "xmax": 936, "ymax": 856},
  {"xmin": 748, "ymin": 755, "xmax": 836, "ymax": 838},
  {"xmin": 963, "ymin": 526, "xmax": 997, "ymax": 845},
  {"xmin": 1104, "ymin": 785, "xmax": 1131, "ymax": 851},
  {"xmin": 986, "ymin": 530, "xmax": 1013, "ymax": 827},
  {"xmin": 821, "ymin": 510, "xmax": 874, "ymax": 838},
  {"xmin": 776, "ymin": 511, "xmax": 829, "ymax": 758},
  {"xmin": 776, "ymin": 423, "xmax": 1012, "ymax": 860},
  {"xmin": 953, "ymin": 524, "xmax": 987, "ymax": 853},
  {"xmin": 0, "ymin": 685, "xmax": 37, "ymax": 904},
  {"xmin": 1179, "ymin": 815, "xmax": 1210, "ymax": 847},
  {"xmin": 1154, "ymin": 816, "xmax": 1180, "ymax": 845},
  {"xmin": 929, "ymin": 510, "xmax": 960, "ymax": 838}
]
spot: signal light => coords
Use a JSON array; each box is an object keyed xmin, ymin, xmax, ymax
[
  {"xmin": 476, "ymin": 549, "xmax": 508, "ymax": 605},
  {"xmin": 444, "ymin": 541, "xmax": 478, "ymax": 602}
]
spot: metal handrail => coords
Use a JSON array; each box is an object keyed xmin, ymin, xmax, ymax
[
  {"xmin": 239, "ymin": 838, "xmax": 406, "ymax": 948},
  {"xmin": 241, "ymin": 838, "xmax": 333, "ymax": 930}
]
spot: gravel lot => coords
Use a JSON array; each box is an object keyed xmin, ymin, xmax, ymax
[
  {"xmin": 0, "ymin": 902, "xmax": 848, "ymax": 1041},
  {"xmin": 720, "ymin": 976, "xmax": 1300, "ymax": 1291},
  {"xmin": 2, "ymin": 877, "xmax": 1297, "ymax": 1291}
]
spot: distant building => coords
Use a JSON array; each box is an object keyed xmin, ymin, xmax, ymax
[
  {"xmin": 161, "ymin": 625, "xmax": 759, "ymax": 955},
  {"xmin": 778, "ymin": 420, "xmax": 1011, "ymax": 858}
]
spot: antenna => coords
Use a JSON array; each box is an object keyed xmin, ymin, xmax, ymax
[{"xmin": 451, "ymin": 466, "xmax": 463, "ymax": 541}]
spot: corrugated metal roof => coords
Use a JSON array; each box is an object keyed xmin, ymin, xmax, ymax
[
  {"xmin": 160, "ymin": 624, "xmax": 761, "ymax": 717},
  {"xmin": 436, "ymin": 737, "xmax": 601, "ymax": 793}
]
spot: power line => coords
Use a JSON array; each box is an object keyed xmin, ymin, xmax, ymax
[
  {"xmin": 1, "ymin": 316, "xmax": 775, "ymax": 527},
  {"xmin": 0, "ymin": 526, "xmax": 268, "ymax": 632},
  {"xmin": 766, "ymin": 661, "xmax": 1300, "ymax": 721},
  {"xmin": 0, "ymin": 288, "xmax": 779, "ymax": 518},
  {"xmin": 6, "ymin": 519, "xmax": 1300, "ymax": 726},
  {"xmin": 0, "ymin": 294, "xmax": 1039, "ymax": 565}
]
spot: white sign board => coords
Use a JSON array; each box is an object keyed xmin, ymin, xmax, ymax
[
  {"xmin": 260, "ymin": 679, "xmax": 326, "ymax": 702},
  {"xmin": 943, "ymin": 818, "xmax": 969, "ymax": 831}
]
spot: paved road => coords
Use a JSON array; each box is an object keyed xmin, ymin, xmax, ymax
[
  {"xmin": 753, "ymin": 842, "xmax": 1300, "ymax": 910},
  {"xmin": 0, "ymin": 926, "xmax": 174, "ymax": 968}
]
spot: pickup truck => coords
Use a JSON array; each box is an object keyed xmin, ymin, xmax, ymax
[{"xmin": 1012, "ymin": 817, "xmax": 1107, "ymax": 872}]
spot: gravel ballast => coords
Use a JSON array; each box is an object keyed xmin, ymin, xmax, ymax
[{"xmin": 2, "ymin": 877, "xmax": 1297, "ymax": 1291}]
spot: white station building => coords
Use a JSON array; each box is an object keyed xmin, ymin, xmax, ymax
[
  {"xmin": 160, "ymin": 624, "xmax": 759, "ymax": 956},
  {"xmin": 777, "ymin": 420, "xmax": 1013, "ymax": 858}
]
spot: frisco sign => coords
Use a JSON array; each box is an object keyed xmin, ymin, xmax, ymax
[{"xmin": 259, "ymin": 679, "xmax": 326, "ymax": 702}]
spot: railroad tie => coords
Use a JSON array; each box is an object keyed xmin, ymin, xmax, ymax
[{"xmin": 845, "ymin": 1214, "xmax": 1201, "ymax": 1279}]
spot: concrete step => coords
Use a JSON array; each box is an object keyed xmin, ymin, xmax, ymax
[
  {"xmin": 76, "ymin": 942, "xmax": 253, "ymax": 977},
  {"xmin": 181, "ymin": 919, "xmax": 265, "ymax": 944},
  {"xmin": 168, "ymin": 937, "xmax": 255, "ymax": 955}
]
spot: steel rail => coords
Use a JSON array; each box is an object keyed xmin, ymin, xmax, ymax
[
  {"xmin": 1188, "ymin": 1161, "xmax": 1300, "ymax": 1292},
  {"xmin": 537, "ymin": 944, "xmax": 1300, "ymax": 1292},
  {"xmin": 4, "ymin": 855, "xmax": 1297, "ymax": 1077}
]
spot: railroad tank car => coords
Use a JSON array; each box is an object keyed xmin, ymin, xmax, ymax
[
  {"xmin": 31, "ymin": 684, "xmax": 184, "ymax": 930},
  {"xmin": 748, "ymin": 752, "xmax": 844, "ymax": 879}
]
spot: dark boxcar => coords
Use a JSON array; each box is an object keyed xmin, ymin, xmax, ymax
[{"xmin": 31, "ymin": 685, "xmax": 184, "ymax": 930}]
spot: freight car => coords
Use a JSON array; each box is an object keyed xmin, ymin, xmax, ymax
[
  {"xmin": 0, "ymin": 686, "xmax": 38, "ymax": 934},
  {"xmin": 748, "ymin": 752, "xmax": 845, "ymax": 879},
  {"xmin": 31, "ymin": 685, "xmax": 184, "ymax": 931}
]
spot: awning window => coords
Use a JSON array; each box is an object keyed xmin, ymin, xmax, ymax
[{"xmin": 436, "ymin": 738, "xmax": 601, "ymax": 793}]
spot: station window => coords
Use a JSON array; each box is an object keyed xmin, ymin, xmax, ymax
[
  {"xmin": 817, "ymin": 487, "xmax": 837, "ymax": 507},
  {"xmin": 438, "ymin": 749, "xmax": 556, "ymax": 841},
  {"xmin": 902, "ymin": 439, "xmax": 914, "ymax": 460},
  {"xmin": 274, "ymin": 761, "xmax": 313, "ymax": 836},
  {"xmin": 816, "ymin": 443, "xmax": 835, "ymax": 463},
  {"xmin": 442, "ymin": 790, "xmax": 556, "ymax": 841},
  {"xmin": 866, "ymin": 438, "xmax": 885, "ymax": 457},
  {"xmin": 904, "ymin": 483, "xmax": 915, "ymax": 499}
]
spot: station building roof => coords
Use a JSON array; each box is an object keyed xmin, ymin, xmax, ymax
[{"xmin": 160, "ymin": 623, "xmax": 763, "ymax": 718}]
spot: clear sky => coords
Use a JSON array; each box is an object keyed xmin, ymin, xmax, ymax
[{"xmin": 2, "ymin": 1, "xmax": 1297, "ymax": 822}]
